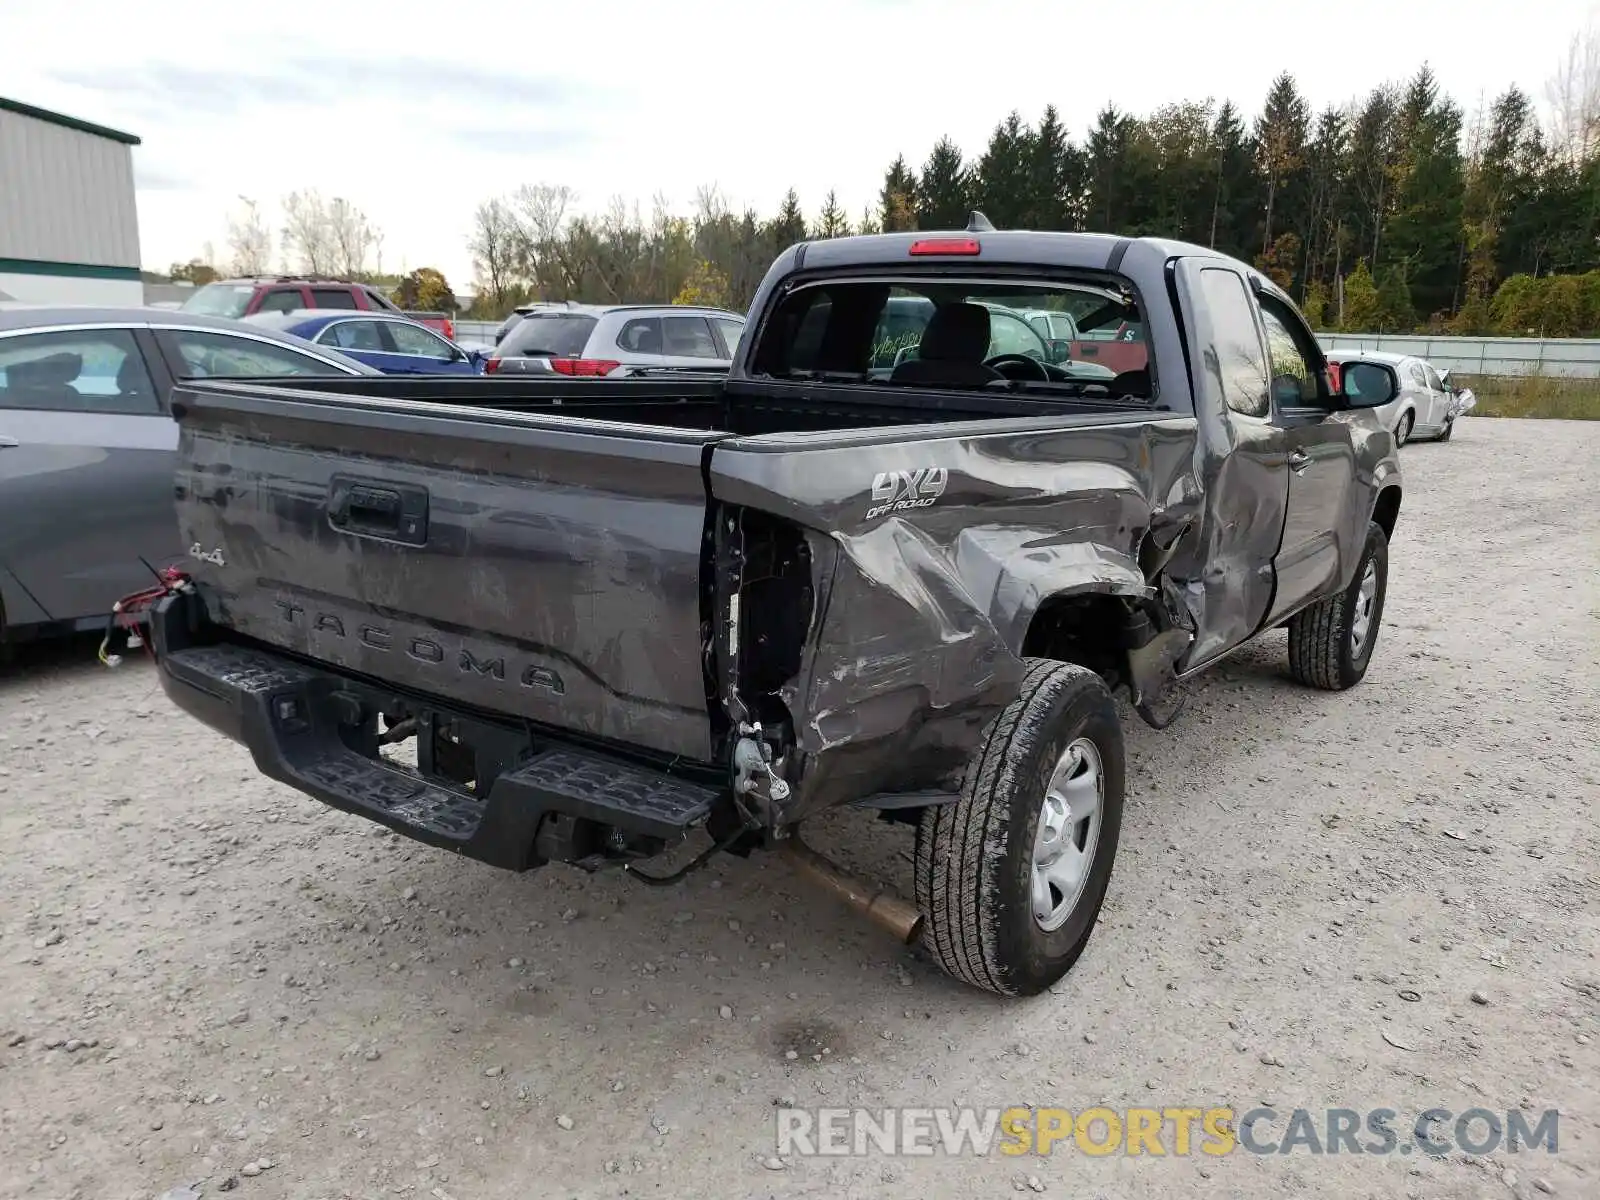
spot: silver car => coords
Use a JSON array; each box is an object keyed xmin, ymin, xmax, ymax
[
  {"xmin": 486, "ymin": 304, "xmax": 745, "ymax": 377},
  {"xmin": 1325, "ymin": 349, "xmax": 1471, "ymax": 445},
  {"xmin": 0, "ymin": 306, "xmax": 373, "ymax": 647}
]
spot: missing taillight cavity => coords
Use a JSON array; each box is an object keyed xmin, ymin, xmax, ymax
[{"xmin": 735, "ymin": 513, "xmax": 813, "ymax": 707}]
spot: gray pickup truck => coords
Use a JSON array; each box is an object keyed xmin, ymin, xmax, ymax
[{"xmin": 147, "ymin": 218, "xmax": 1403, "ymax": 997}]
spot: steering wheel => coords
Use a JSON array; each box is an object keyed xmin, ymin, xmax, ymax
[{"xmin": 984, "ymin": 353, "xmax": 1050, "ymax": 381}]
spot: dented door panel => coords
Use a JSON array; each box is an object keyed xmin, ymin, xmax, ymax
[{"xmin": 1165, "ymin": 259, "xmax": 1291, "ymax": 669}]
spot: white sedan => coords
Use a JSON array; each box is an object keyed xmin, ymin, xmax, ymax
[{"xmin": 1325, "ymin": 349, "xmax": 1473, "ymax": 445}]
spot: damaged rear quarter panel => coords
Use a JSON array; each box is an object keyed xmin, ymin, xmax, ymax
[{"xmin": 709, "ymin": 415, "xmax": 1198, "ymax": 818}]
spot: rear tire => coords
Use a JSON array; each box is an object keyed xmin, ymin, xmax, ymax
[
  {"xmin": 1287, "ymin": 521, "xmax": 1389, "ymax": 691},
  {"xmin": 915, "ymin": 660, "xmax": 1125, "ymax": 997},
  {"xmin": 1395, "ymin": 412, "xmax": 1414, "ymax": 446}
]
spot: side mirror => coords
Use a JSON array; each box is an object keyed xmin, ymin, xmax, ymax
[
  {"xmin": 1337, "ymin": 361, "xmax": 1399, "ymax": 409},
  {"xmin": 1046, "ymin": 338, "xmax": 1073, "ymax": 364}
]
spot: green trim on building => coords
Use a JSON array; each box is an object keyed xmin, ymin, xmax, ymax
[
  {"xmin": 0, "ymin": 257, "xmax": 142, "ymax": 281},
  {"xmin": 0, "ymin": 96, "xmax": 141, "ymax": 146}
]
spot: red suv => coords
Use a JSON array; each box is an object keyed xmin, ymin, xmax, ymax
[{"xmin": 179, "ymin": 276, "xmax": 455, "ymax": 340}]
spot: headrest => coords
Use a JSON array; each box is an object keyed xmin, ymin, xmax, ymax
[{"xmin": 918, "ymin": 303, "xmax": 990, "ymax": 363}]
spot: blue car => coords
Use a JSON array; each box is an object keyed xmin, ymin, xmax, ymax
[{"xmin": 244, "ymin": 310, "xmax": 485, "ymax": 375}]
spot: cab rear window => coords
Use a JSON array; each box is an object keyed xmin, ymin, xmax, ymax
[{"xmin": 751, "ymin": 277, "xmax": 1151, "ymax": 400}]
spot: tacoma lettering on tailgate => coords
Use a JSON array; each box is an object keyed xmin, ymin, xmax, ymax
[{"xmin": 271, "ymin": 600, "xmax": 566, "ymax": 695}]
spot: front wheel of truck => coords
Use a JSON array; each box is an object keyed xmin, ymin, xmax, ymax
[{"xmin": 914, "ymin": 659, "xmax": 1125, "ymax": 997}]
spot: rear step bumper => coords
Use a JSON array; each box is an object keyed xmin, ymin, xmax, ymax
[{"xmin": 156, "ymin": 640, "xmax": 719, "ymax": 871}]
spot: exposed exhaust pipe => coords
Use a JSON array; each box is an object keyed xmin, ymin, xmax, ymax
[{"xmin": 780, "ymin": 837, "xmax": 925, "ymax": 945}]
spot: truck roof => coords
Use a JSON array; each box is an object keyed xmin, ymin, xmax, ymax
[{"xmin": 788, "ymin": 227, "xmax": 1255, "ymax": 278}]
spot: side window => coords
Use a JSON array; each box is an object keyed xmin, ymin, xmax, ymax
[
  {"xmin": 1256, "ymin": 300, "xmax": 1320, "ymax": 406},
  {"xmin": 986, "ymin": 312, "xmax": 1048, "ymax": 360},
  {"xmin": 321, "ymin": 321, "xmax": 385, "ymax": 351},
  {"xmin": 1198, "ymin": 268, "xmax": 1270, "ymax": 418},
  {"xmin": 661, "ymin": 315, "xmax": 719, "ymax": 358},
  {"xmin": 386, "ymin": 322, "xmax": 452, "ymax": 357},
  {"xmin": 1422, "ymin": 364, "xmax": 1443, "ymax": 391},
  {"xmin": 0, "ymin": 329, "xmax": 159, "ymax": 414},
  {"xmin": 364, "ymin": 288, "xmax": 401, "ymax": 312},
  {"xmin": 1407, "ymin": 362, "xmax": 1427, "ymax": 388},
  {"xmin": 309, "ymin": 287, "xmax": 358, "ymax": 310},
  {"xmin": 257, "ymin": 288, "xmax": 306, "ymax": 313},
  {"xmin": 713, "ymin": 318, "xmax": 744, "ymax": 356},
  {"xmin": 617, "ymin": 318, "xmax": 663, "ymax": 354},
  {"xmin": 168, "ymin": 330, "xmax": 341, "ymax": 377}
]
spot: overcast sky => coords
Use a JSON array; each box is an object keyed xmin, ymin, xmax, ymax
[{"xmin": 4, "ymin": 0, "xmax": 1596, "ymax": 288}]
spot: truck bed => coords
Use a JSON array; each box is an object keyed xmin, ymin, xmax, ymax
[
  {"xmin": 163, "ymin": 373, "xmax": 1173, "ymax": 812},
  {"xmin": 231, "ymin": 374, "xmax": 1142, "ymax": 436}
]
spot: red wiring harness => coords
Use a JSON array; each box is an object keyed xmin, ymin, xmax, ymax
[{"xmin": 99, "ymin": 567, "xmax": 192, "ymax": 668}]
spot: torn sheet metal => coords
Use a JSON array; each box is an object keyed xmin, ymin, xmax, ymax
[{"xmin": 712, "ymin": 415, "xmax": 1199, "ymax": 820}]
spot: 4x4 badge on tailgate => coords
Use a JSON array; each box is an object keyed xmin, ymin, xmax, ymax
[
  {"xmin": 189, "ymin": 543, "xmax": 225, "ymax": 566},
  {"xmin": 866, "ymin": 468, "xmax": 948, "ymax": 520}
]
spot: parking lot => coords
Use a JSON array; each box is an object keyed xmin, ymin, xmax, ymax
[{"xmin": 1, "ymin": 416, "xmax": 1596, "ymax": 1200}]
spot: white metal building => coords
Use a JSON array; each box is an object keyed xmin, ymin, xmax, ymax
[{"xmin": 0, "ymin": 96, "xmax": 142, "ymax": 305}]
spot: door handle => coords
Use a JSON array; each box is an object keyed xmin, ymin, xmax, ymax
[
  {"xmin": 327, "ymin": 475, "xmax": 429, "ymax": 545},
  {"xmin": 1288, "ymin": 450, "xmax": 1311, "ymax": 473},
  {"xmin": 0, "ymin": 435, "xmax": 18, "ymax": 449}
]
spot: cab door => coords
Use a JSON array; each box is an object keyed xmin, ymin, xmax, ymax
[
  {"xmin": 1254, "ymin": 293, "xmax": 1358, "ymax": 626},
  {"xmin": 1166, "ymin": 260, "xmax": 1292, "ymax": 669}
]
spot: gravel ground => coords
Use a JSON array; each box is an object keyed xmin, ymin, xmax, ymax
[{"xmin": 1, "ymin": 416, "xmax": 1596, "ymax": 1200}]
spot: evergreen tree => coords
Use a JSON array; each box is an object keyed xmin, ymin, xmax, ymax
[
  {"xmin": 1383, "ymin": 67, "xmax": 1465, "ymax": 318},
  {"xmin": 1024, "ymin": 104, "xmax": 1081, "ymax": 230},
  {"xmin": 1375, "ymin": 263, "xmax": 1416, "ymax": 331},
  {"xmin": 1346, "ymin": 85, "xmax": 1402, "ymax": 266},
  {"xmin": 972, "ymin": 111, "xmax": 1035, "ymax": 229},
  {"xmin": 1254, "ymin": 73, "xmax": 1311, "ymax": 261},
  {"xmin": 1085, "ymin": 105, "xmax": 1135, "ymax": 232},
  {"xmin": 1143, "ymin": 101, "xmax": 1216, "ymax": 243},
  {"xmin": 1301, "ymin": 106, "xmax": 1350, "ymax": 299},
  {"xmin": 1340, "ymin": 260, "xmax": 1380, "ymax": 331},
  {"xmin": 1464, "ymin": 88, "xmax": 1543, "ymax": 288},
  {"xmin": 767, "ymin": 189, "xmax": 808, "ymax": 254},
  {"xmin": 916, "ymin": 137, "xmax": 972, "ymax": 229},
  {"xmin": 1207, "ymin": 101, "xmax": 1258, "ymax": 257},
  {"xmin": 879, "ymin": 156, "xmax": 919, "ymax": 232},
  {"xmin": 812, "ymin": 190, "xmax": 851, "ymax": 240}
]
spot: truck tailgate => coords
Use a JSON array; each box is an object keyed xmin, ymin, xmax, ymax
[{"xmin": 170, "ymin": 382, "xmax": 727, "ymax": 762}]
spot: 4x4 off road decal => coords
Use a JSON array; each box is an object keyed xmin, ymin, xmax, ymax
[{"xmin": 866, "ymin": 468, "xmax": 948, "ymax": 520}]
